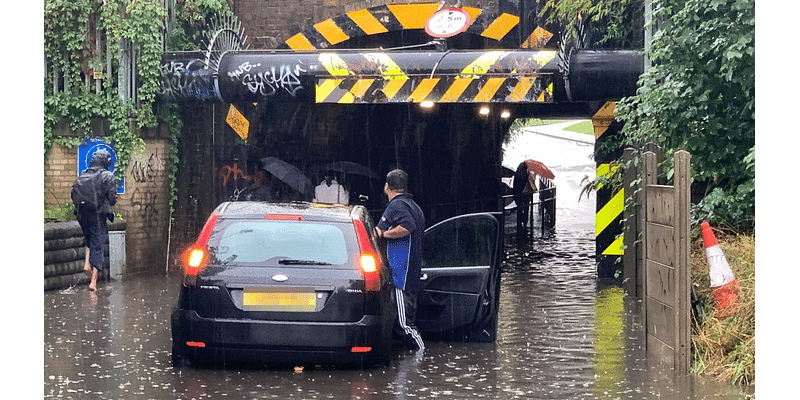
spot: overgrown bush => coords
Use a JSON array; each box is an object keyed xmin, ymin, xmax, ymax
[
  {"xmin": 616, "ymin": 0, "xmax": 755, "ymax": 230},
  {"xmin": 690, "ymin": 225, "xmax": 755, "ymax": 386}
]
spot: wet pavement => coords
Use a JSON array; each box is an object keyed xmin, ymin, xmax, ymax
[{"xmin": 44, "ymin": 124, "xmax": 751, "ymax": 399}]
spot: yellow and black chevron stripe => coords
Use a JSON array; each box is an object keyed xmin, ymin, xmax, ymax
[
  {"xmin": 521, "ymin": 26, "xmax": 554, "ymax": 49},
  {"xmin": 595, "ymin": 162, "xmax": 624, "ymax": 257},
  {"xmin": 316, "ymin": 75, "xmax": 554, "ymax": 104},
  {"xmin": 283, "ymin": 3, "xmax": 521, "ymax": 50},
  {"xmin": 593, "ymin": 101, "xmax": 624, "ymax": 259},
  {"xmin": 314, "ymin": 50, "xmax": 556, "ymax": 104}
]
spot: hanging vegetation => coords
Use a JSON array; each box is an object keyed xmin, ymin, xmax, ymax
[{"xmin": 44, "ymin": 0, "xmax": 232, "ymax": 216}]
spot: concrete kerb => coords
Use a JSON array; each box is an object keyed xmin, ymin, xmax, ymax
[{"xmin": 520, "ymin": 123, "xmax": 595, "ymax": 146}]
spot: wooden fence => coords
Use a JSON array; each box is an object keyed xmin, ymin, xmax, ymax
[{"xmin": 623, "ymin": 147, "xmax": 691, "ymax": 373}]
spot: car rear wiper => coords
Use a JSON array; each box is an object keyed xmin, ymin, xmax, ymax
[{"xmin": 278, "ymin": 259, "xmax": 332, "ymax": 266}]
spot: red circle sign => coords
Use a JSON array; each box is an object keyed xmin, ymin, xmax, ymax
[{"xmin": 424, "ymin": 7, "xmax": 472, "ymax": 38}]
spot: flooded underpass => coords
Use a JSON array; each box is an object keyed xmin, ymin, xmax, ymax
[{"xmin": 44, "ymin": 124, "xmax": 750, "ymax": 399}]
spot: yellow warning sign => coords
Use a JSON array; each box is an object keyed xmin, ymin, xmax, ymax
[{"xmin": 226, "ymin": 105, "xmax": 249, "ymax": 140}]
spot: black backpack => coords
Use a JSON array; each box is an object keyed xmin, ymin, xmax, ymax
[{"xmin": 71, "ymin": 169, "xmax": 100, "ymax": 213}]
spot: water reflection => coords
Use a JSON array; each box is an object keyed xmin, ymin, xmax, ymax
[
  {"xmin": 44, "ymin": 229, "xmax": 750, "ymax": 399},
  {"xmin": 593, "ymin": 285, "xmax": 626, "ymax": 399}
]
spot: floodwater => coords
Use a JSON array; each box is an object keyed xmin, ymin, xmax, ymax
[{"xmin": 43, "ymin": 124, "xmax": 751, "ymax": 399}]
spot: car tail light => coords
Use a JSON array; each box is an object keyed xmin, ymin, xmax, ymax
[
  {"xmin": 353, "ymin": 219, "xmax": 380, "ymax": 292},
  {"xmin": 351, "ymin": 346, "xmax": 371, "ymax": 353},
  {"xmin": 183, "ymin": 213, "xmax": 219, "ymax": 286},
  {"xmin": 185, "ymin": 248, "xmax": 207, "ymax": 275}
]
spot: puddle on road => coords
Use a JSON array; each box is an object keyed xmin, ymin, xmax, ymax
[{"xmin": 44, "ymin": 227, "xmax": 751, "ymax": 399}]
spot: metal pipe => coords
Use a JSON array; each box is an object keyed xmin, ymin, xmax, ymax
[
  {"xmin": 160, "ymin": 49, "xmax": 642, "ymax": 104},
  {"xmin": 567, "ymin": 50, "xmax": 643, "ymax": 102}
]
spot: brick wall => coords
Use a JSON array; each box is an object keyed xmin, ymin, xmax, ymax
[
  {"xmin": 236, "ymin": 0, "xmax": 482, "ymax": 49},
  {"xmin": 44, "ymin": 143, "xmax": 78, "ymax": 208},
  {"xmin": 121, "ymin": 140, "xmax": 172, "ymax": 273},
  {"xmin": 45, "ymin": 139, "xmax": 172, "ymax": 275}
]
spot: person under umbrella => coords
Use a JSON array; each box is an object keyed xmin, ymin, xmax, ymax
[
  {"xmin": 313, "ymin": 170, "xmax": 349, "ymax": 205},
  {"xmin": 260, "ymin": 157, "xmax": 314, "ymax": 201}
]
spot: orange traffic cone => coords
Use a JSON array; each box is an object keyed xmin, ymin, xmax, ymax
[{"xmin": 700, "ymin": 222, "xmax": 740, "ymax": 318}]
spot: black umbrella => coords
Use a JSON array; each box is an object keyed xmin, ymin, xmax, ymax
[
  {"xmin": 318, "ymin": 161, "xmax": 381, "ymax": 180},
  {"xmin": 260, "ymin": 157, "xmax": 314, "ymax": 196}
]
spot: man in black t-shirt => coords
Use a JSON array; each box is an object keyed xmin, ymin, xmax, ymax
[{"xmin": 375, "ymin": 169, "xmax": 426, "ymax": 351}]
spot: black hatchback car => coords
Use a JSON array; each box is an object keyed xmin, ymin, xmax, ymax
[{"xmin": 171, "ymin": 201, "xmax": 503, "ymax": 368}]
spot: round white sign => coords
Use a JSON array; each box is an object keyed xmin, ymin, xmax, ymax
[{"xmin": 425, "ymin": 8, "xmax": 472, "ymax": 38}]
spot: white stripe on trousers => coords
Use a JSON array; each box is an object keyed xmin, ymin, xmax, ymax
[{"xmin": 395, "ymin": 287, "xmax": 424, "ymax": 350}]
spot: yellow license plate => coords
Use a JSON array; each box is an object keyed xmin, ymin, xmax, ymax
[{"xmin": 243, "ymin": 287, "xmax": 316, "ymax": 312}]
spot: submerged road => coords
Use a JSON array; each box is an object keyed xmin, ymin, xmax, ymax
[{"xmin": 43, "ymin": 123, "xmax": 749, "ymax": 399}]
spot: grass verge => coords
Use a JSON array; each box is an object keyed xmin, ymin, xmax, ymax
[
  {"xmin": 690, "ymin": 224, "xmax": 755, "ymax": 388},
  {"xmin": 563, "ymin": 120, "xmax": 594, "ymax": 135}
]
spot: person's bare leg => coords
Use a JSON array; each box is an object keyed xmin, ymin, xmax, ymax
[
  {"xmin": 83, "ymin": 247, "xmax": 92, "ymax": 277},
  {"xmin": 89, "ymin": 267, "xmax": 98, "ymax": 291}
]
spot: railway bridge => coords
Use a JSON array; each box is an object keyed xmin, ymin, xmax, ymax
[{"xmin": 162, "ymin": 1, "xmax": 643, "ymax": 278}]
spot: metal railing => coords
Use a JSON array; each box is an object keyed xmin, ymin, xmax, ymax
[{"xmin": 501, "ymin": 180, "xmax": 557, "ymax": 239}]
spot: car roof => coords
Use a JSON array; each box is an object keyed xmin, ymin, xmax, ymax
[{"xmin": 213, "ymin": 201, "xmax": 366, "ymax": 223}]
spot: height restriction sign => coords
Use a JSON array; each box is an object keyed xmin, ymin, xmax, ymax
[{"xmin": 425, "ymin": 7, "xmax": 472, "ymax": 38}]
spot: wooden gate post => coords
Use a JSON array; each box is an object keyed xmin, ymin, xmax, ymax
[
  {"xmin": 641, "ymin": 151, "xmax": 656, "ymax": 330},
  {"xmin": 642, "ymin": 149, "xmax": 691, "ymax": 374},
  {"xmin": 674, "ymin": 150, "xmax": 691, "ymax": 373}
]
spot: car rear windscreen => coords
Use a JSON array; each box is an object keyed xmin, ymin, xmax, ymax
[{"xmin": 208, "ymin": 219, "xmax": 354, "ymax": 268}]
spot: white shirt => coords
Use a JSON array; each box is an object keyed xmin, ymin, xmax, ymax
[{"xmin": 313, "ymin": 179, "xmax": 349, "ymax": 204}]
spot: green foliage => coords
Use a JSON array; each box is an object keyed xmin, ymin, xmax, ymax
[
  {"xmin": 166, "ymin": 0, "xmax": 234, "ymax": 50},
  {"xmin": 43, "ymin": 92, "xmax": 143, "ymax": 183},
  {"xmin": 44, "ymin": 0, "xmax": 231, "ymax": 213},
  {"xmin": 44, "ymin": 0, "xmax": 162, "ymax": 173},
  {"xmin": 122, "ymin": 0, "xmax": 166, "ymax": 127},
  {"xmin": 43, "ymin": 0, "xmax": 94, "ymax": 90},
  {"xmin": 615, "ymin": 0, "xmax": 755, "ymax": 229},
  {"xmin": 44, "ymin": 202, "xmax": 77, "ymax": 222},
  {"xmin": 541, "ymin": 0, "xmax": 644, "ymax": 48},
  {"xmin": 157, "ymin": 103, "xmax": 184, "ymax": 217}
]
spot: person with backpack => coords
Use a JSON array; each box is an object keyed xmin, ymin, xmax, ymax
[{"xmin": 72, "ymin": 149, "xmax": 118, "ymax": 291}]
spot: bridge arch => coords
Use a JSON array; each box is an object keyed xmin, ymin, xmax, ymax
[
  {"xmin": 280, "ymin": 3, "xmax": 531, "ymax": 50},
  {"xmin": 162, "ymin": 5, "xmax": 640, "ymax": 279}
]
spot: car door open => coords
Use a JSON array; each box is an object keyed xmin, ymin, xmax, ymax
[{"xmin": 416, "ymin": 212, "xmax": 503, "ymax": 342}]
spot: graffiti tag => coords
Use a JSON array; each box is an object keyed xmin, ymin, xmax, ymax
[
  {"xmin": 130, "ymin": 188, "xmax": 160, "ymax": 231},
  {"xmin": 129, "ymin": 149, "xmax": 165, "ymax": 183},
  {"xmin": 228, "ymin": 62, "xmax": 306, "ymax": 97},
  {"xmin": 219, "ymin": 163, "xmax": 252, "ymax": 201},
  {"xmin": 160, "ymin": 60, "xmax": 218, "ymax": 101}
]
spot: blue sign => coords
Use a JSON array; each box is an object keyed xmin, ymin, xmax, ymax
[{"xmin": 77, "ymin": 138, "xmax": 125, "ymax": 194}]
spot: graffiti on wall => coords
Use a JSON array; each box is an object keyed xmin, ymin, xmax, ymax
[
  {"xmin": 227, "ymin": 62, "xmax": 307, "ymax": 97},
  {"xmin": 219, "ymin": 162, "xmax": 252, "ymax": 201},
  {"xmin": 130, "ymin": 188, "xmax": 160, "ymax": 231},
  {"xmin": 160, "ymin": 60, "xmax": 218, "ymax": 101},
  {"xmin": 129, "ymin": 148, "xmax": 166, "ymax": 183}
]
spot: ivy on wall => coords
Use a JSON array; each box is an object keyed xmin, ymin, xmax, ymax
[
  {"xmin": 44, "ymin": 0, "xmax": 164, "ymax": 175},
  {"xmin": 44, "ymin": 0, "xmax": 232, "ymax": 218}
]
